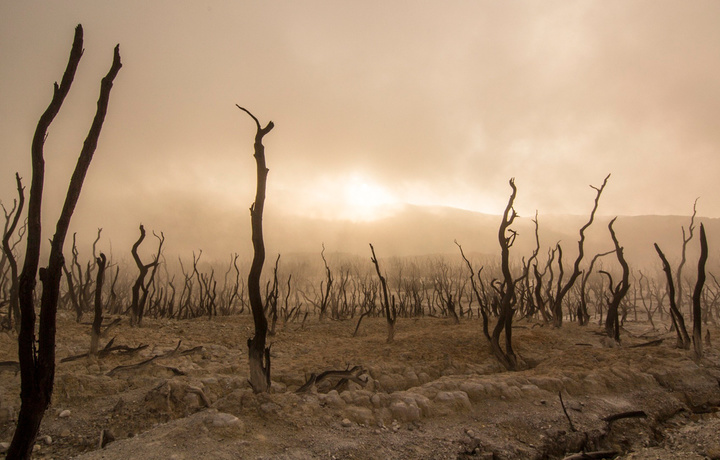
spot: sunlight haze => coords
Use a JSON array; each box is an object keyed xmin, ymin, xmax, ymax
[{"xmin": 1, "ymin": 1, "xmax": 719, "ymax": 259}]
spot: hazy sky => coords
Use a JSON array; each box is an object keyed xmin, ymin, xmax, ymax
[{"xmin": 2, "ymin": 1, "xmax": 720, "ymax": 258}]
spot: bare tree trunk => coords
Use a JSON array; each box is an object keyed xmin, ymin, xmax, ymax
[
  {"xmin": 237, "ymin": 105, "xmax": 274, "ymax": 393},
  {"xmin": 676, "ymin": 199, "xmax": 698, "ymax": 317},
  {"xmin": 604, "ymin": 218, "xmax": 630, "ymax": 343},
  {"xmin": 491, "ymin": 179, "xmax": 523, "ymax": 371},
  {"xmin": 370, "ymin": 244, "xmax": 396, "ymax": 343},
  {"xmin": 654, "ymin": 243, "xmax": 691, "ymax": 349},
  {"xmin": 551, "ymin": 174, "xmax": 609, "ymax": 327},
  {"xmin": 692, "ymin": 224, "xmax": 707, "ymax": 359},
  {"xmin": 90, "ymin": 253, "xmax": 107, "ymax": 355},
  {"xmin": 2, "ymin": 174, "xmax": 24, "ymax": 332},
  {"xmin": 9, "ymin": 25, "xmax": 121, "ymax": 459}
]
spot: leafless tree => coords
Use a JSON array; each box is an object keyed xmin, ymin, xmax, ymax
[
  {"xmin": 676, "ymin": 199, "xmax": 698, "ymax": 317},
  {"xmin": 370, "ymin": 243, "xmax": 396, "ymax": 343},
  {"xmin": 129, "ymin": 225, "xmax": 164, "ymax": 326},
  {"xmin": 692, "ymin": 224, "xmax": 707, "ymax": 359},
  {"xmin": 550, "ymin": 174, "xmax": 610, "ymax": 327},
  {"xmin": 602, "ymin": 218, "xmax": 630, "ymax": 343},
  {"xmin": 654, "ymin": 243, "xmax": 691, "ymax": 349},
  {"xmin": 237, "ymin": 104, "xmax": 274, "ymax": 393},
  {"xmin": 9, "ymin": 25, "xmax": 121, "ymax": 459},
  {"xmin": 1, "ymin": 174, "xmax": 24, "ymax": 332},
  {"xmin": 491, "ymin": 179, "xmax": 526, "ymax": 371},
  {"xmin": 90, "ymin": 253, "xmax": 107, "ymax": 355}
]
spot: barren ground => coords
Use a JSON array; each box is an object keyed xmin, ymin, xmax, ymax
[{"xmin": 1, "ymin": 313, "xmax": 719, "ymax": 459}]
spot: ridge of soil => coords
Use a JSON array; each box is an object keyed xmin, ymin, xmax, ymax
[{"xmin": 1, "ymin": 314, "xmax": 719, "ymax": 459}]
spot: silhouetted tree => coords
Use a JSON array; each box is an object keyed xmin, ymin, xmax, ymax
[
  {"xmin": 90, "ymin": 253, "xmax": 107, "ymax": 355},
  {"xmin": 654, "ymin": 243, "xmax": 691, "ymax": 349},
  {"xmin": 370, "ymin": 243, "xmax": 396, "ymax": 343},
  {"xmin": 129, "ymin": 224, "xmax": 164, "ymax": 326},
  {"xmin": 491, "ymin": 179, "xmax": 526, "ymax": 371},
  {"xmin": 692, "ymin": 223, "xmax": 707, "ymax": 359},
  {"xmin": 551, "ymin": 174, "xmax": 609, "ymax": 327},
  {"xmin": 1, "ymin": 174, "xmax": 24, "ymax": 332},
  {"xmin": 8, "ymin": 25, "xmax": 121, "ymax": 459},
  {"xmin": 603, "ymin": 217, "xmax": 630, "ymax": 343},
  {"xmin": 237, "ymin": 104, "xmax": 274, "ymax": 393}
]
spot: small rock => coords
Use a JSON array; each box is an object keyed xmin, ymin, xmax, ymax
[
  {"xmin": 0, "ymin": 442, "xmax": 10, "ymax": 454},
  {"xmin": 41, "ymin": 435, "xmax": 52, "ymax": 445},
  {"xmin": 259, "ymin": 402, "xmax": 281, "ymax": 416},
  {"xmin": 211, "ymin": 412, "xmax": 241, "ymax": 428},
  {"xmin": 466, "ymin": 429, "xmax": 475, "ymax": 438},
  {"xmin": 60, "ymin": 429, "xmax": 71, "ymax": 437},
  {"xmin": 59, "ymin": 409, "xmax": 71, "ymax": 418},
  {"xmin": 33, "ymin": 444, "xmax": 40, "ymax": 452},
  {"xmin": 341, "ymin": 418, "xmax": 352, "ymax": 428}
]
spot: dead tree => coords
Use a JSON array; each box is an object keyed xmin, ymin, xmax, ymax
[
  {"xmin": 677, "ymin": 199, "xmax": 698, "ymax": 317},
  {"xmin": 603, "ymin": 218, "xmax": 630, "ymax": 343},
  {"xmin": 318, "ymin": 244, "xmax": 333, "ymax": 320},
  {"xmin": 654, "ymin": 243, "xmax": 691, "ymax": 349},
  {"xmin": 90, "ymin": 253, "xmax": 107, "ymax": 355},
  {"xmin": 8, "ymin": 25, "xmax": 121, "ymax": 459},
  {"xmin": 370, "ymin": 243, "xmax": 396, "ymax": 343},
  {"xmin": 129, "ymin": 225, "xmax": 163, "ymax": 326},
  {"xmin": 551, "ymin": 174, "xmax": 609, "ymax": 327},
  {"xmin": 456, "ymin": 240, "xmax": 490, "ymax": 340},
  {"xmin": 491, "ymin": 179, "xmax": 525, "ymax": 371},
  {"xmin": 578, "ymin": 250, "xmax": 615, "ymax": 325},
  {"xmin": 237, "ymin": 104, "xmax": 274, "ymax": 393},
  {"xmin": 1, "ymin": 174, "xmax": 24, "ymax": 332},
  {"xmin": 692, "ymin": 223, "xmax": 708, "ymax": 359}
]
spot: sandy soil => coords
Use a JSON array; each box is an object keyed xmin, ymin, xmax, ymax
[{"xmin": 1, "ymin": 313, "xmax": 719, "ymax": 460}]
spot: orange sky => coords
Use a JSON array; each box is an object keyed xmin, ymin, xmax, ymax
[{"xmin": 1, "ymin": 1, "xmax": 720, "ymax": 259}]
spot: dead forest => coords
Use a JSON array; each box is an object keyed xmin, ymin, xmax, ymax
[{"xmin": 1, "ymin": 24, "xmax": 720, "ymax": 460}]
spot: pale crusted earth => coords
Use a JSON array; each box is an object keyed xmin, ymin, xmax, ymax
[{"xmin": 1, "ymin": 313, "xmax": 719, "ymax": 460}]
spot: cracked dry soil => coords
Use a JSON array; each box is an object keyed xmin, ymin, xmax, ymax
[{"xmin": 1, "ymin": 314, "xmax": 719, "ymax": 459}]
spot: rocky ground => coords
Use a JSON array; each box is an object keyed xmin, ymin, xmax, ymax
[{"xmin": 1, "ymin": 313, "xmax": 719, "ymax": 459}]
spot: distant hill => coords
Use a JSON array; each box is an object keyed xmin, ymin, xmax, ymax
[{"xmin": 264, "ymin": 205, "xmax": 718, "ymax": 270}]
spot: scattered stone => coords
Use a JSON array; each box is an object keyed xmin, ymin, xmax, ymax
[
  {"xmin": 60, "ymin": 428, "xmax": 71, "ymax": 437},
  {"xmin": 59, "ymin": 409, "xmax": 71, "ymax": 418},
  {"xmin": 341, "ymin": 418, "xmax": 352, "ymax": 428},
  {"xmin": 41, "ymin": 435, "xmax": 52, "ymax": 445},
  {"xmin": 211, "ymin": 412, "xmax": 241, "ymax": 428},
  {"xmin": 259, "ymin": 402, "xmax": 281, "ymax": 416},
  {"xmin": 0, "ymin": 442, "xmax": 10, "ymax": 454}
]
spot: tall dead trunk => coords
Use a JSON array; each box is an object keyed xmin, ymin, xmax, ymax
[
  {"xmin": 90, "ymin": 253, "xmax": 107, "ymax": 355},
  {"xmin": 491, "ymin": 179, "xmax": 523, "ymax": 371},
  {"xmin": 604, "ymin": 218, "xmax": 630, "ymax": 343},
  {"xmin": 370, "ymin": 243, "xmax": 396, "ymax": 343},
  {"xmin": 654, "ymin": 243, "xmax": 691, "ymax": 349},
  {"xmin": 2, "ymin": 174, "xmax": 24, "ymax": 332},
  {"xmin": 551, "ymin": 174, "xmax": 609, "ymax": 327},
  {"xmin": 692, "ymin": 223, "xmax": 707, "ymax": 359},
  {"xmin": 8, "ymin": 25, "xmax": 121, "ymax": 459},
  {"xmin": 237, "ymin": 105, "xmax": 274, "ymax": 393}
]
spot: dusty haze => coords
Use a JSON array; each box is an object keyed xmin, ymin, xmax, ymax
[{"xmin": 1, "ymin": 1, "xmax": 719, "ymax": 261}]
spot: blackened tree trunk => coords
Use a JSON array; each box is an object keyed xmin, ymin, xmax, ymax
[
  {"xmin": 604, "ymin": 218, "xmax": 630, "ymax": 342},
  {"xmin": 370, "ymin": 243, "xmax": 396, "ymax": 343},
  {"xmin": 237, "ymin": 105, "xmax": 274, "ymax": 393},
  {"xmin": 491, "ymin": 179, "xmax": 523, "ymax": 371},
  {"xmin": 692, "ymin": 223, "xmax": 707, "ymax": 359},
  {"xmin": 654, "ymin": 243, "xmax": 691, "ymax": 349},
  {"xmin": 90, "ymin": 253, "xmax": 107, "ymax": 355},
  {"xmin": 8, "ymin": 25, "xmax": 121, "ymax": 459},
  {"xmin": 2, "ymin": 173, "xmax": 24, "ymax": 332},
  {"xmin": 128, "ymin": 225, "xmax": 163, "ymax": 326},
  {"xmin": 551, "ymin": 174, "xmax": 609, "ymax": 327}
]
